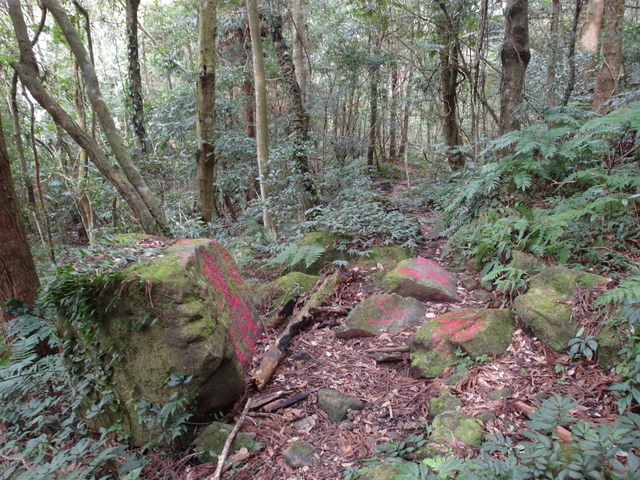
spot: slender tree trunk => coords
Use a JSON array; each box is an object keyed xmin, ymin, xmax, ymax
[
  {"xmin": 436, "ymin": 2, "xmax": 465, "ymax": 170},
  {"xmin": 580, "ymin": 0, "xmax": 605, "ymax": 54},
  {"xmin": 196, "ymin": 0, "xmax": 217, "ymax": 223},
  {"xmin": 292, "ymin": 0, "xmax": 308, "ymax": 104},
  {"xmin": 270, "ymin": 13, "xmax": 316, "ymax": 212},
  {"xmin": 40, "ymin": 0, "xmax": 167, "ymax": 233},
  {"xmin": 546, "ymin": 0, "xmax": 561, "ymax": 111},
  {"xmin": 0, "ymin": 109, "xmax": 40, "ymax": 326},
  {"xmin": 389, "ymin": 63, "xmax": 398, "ymax": 163},
  {"xmin": 246, "ymin": 0, "xmax": 275, "ymax": 234},
  {"xmin": 593, "ymin": 0, "xmax": 625, "ymax": 114},
  {"xmin": 126, "ymin": 0, "xmax": 147, "ymax": 153},
  {"xmin": 367, "ymin": 63, "xmax": 379, "ymax": 168},
  {"xmin": 563, "ymin": 0, "xmax": 583, "ymax": 105},
  {"xmin": 8, "ymin": 0, "xmax": 167, "ymax": 236},
  {"xmin": 498, "ymin": 0, "xmax": 531, "ymax": 136},
  {"xmin": 9, "ymin": 74, "xmax": 35, "ymax": 207}
]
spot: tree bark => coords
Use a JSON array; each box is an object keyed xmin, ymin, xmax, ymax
[
  {"xmin": 563, "ymin": 0, "xmax": 583, "ymax": 105},
  {"xmin": 246, "ymin": 0, "xmax": 275, "ymax": 234},
  {"xmin": 292, "ymin": 0, "xmax": 308, "ymax": 104},
  {"xmin": 593, "ymin": 0, "xmax": 625, "ymax": 114},
  {"xmin": 126, "ymin": 0, "xmax": 147, "ymax": 153},
  {"xmin": 196, "ymin": 0, "xmax": 217, "ymax": 223},
  {"xmin": 498, "ymin": 0, "xmax": 531, "ymax": 137},
  {"xmin": 367, "ymin": 63, "xmax": 379, "ymax": 168},
  {"xmin": 270, "ymin": 13, "xmax": 316, "ymax": 212},
  {"xmin": 0, "ymin": 108, "xmax": 40, "ymax": 326},
  {"xmin": 40, "ymin": 0, "xmax": 167, "ymax": 234},
  {"xmin": 436, "ymin": 1, "xmax": 465, "ymax": 170},
  {"xmin": 580, "ymin": 0, "xmax": 605, "ymax": 55},
  {"xmin": 546, "ymin": 0, "xmax": 561, "ymax": 111},
  {"xmin": 8, "ymin": 0, "xmax": 167, "ymax": 236}
]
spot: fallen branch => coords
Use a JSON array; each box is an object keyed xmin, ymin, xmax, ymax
[
  {"xmin": 309, "ymin": 306, "xmax": 349, "ymax": 315},
  {"xmin": 262, "ymin": 392, "xmax": 310, "ymax": 412},
  {"xmin": 208, "ymin": 400, "xmax": 251, "ymax": 480},
  {"xmin": 247, "ymin": 390, "xmax": 289, "ymax": 410},
  {"xmin": 365, "ymin": 345, "xmax": 410, "ymax": 353},
  {"xmin": 251, "ymin": 273, "xmax": 338, "ymax": 390},
  {"xmin": 514, "ymin": 401, "xmax": 573, "ymax": 444}
]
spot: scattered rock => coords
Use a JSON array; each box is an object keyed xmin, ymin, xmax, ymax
[
  {"xmin": 458, "ymin": 272, "xmax": 481, "ymax": 291},
  {"xmin": 316, "ymin": 388, "xmax": 364, "ymax": 423},
  {"xmin": 256, "ymin": 272, "xmax": 318, "ymax": 321},
  {"xmin": 282, "ymin": 441, "xmax": 317, "ymax": 468},
  {"xmin": 595, "ymin": 324, "xmax": 624, "ymax": 369},
  {"xmin": 429, "ymin": 391, "xmax": 463, "ymax": 416},
  {"xmin": 353, "ymin": 245, "xmax": 413, "ymax": 276},
  {"xmin": 335, "ymin": 293, "xmax": 427, "ymax": 338},
  {"xmin": 383, "ymin": 257, "xmax": 461, "ymax": 303},
  {"xmin": 292, "ymin": 416, "xmax": 317, "ymax": 433},
  {"xmin": 509, "ymin": 250, "xmax": 545, "ymax": 275},
  {"xmin": 514, "ymin": 267, "xmax": 608, "ymax": 351},
  {"xmin": 357, "ymin": 462, "xmax": 408, "ymax": 480},
  {"xmin": 194, "ymin": 421, "xmax": 262, "ymax": 463},
  {"xmin": 431, "ymin": 411, "xmax": 484, "ymax": 448},
  {"xmin": 410, "ymin": 309, "xmax": 516, "ymax": 378},
  {"xmin": 487, "ymin": 387, "xmax": 513, "ymax": 401},
  {"xmin": 291, "ymin": 349, "xmax": 314, "ymax": 362}
]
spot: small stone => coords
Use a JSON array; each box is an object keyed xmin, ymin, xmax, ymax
[
  {"xmin": 291, "ymin": 349, "xmax": 314, "ymax": 362},
  {"xmin": 431, "ymin": 411, "xmax": 484, "ymax": 448},
  {"xmin": 292, "ymin": 416, "xmax": 316, "ymax": 433},
  {"xmin": 317, "ymin": 388, "xmax": 364, "ymax": 423},
  {"xmin": 429, "ymin": 391, "xmax": 463, "ymax": 416},
  {"xmin": 487, "ymin": 387, "xmax": 513, "ymax": 401},
  {"xmin": 282, "ymin": 441, "xmax": 316, "ymax": 469},
  {"xmin": 340, "ymin": 421, "xmax": 356, "ymax": 431}
]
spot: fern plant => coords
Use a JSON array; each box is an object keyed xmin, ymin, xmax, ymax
[{"xmin": 268, "ymin": 242, "xmax": 327, "ymax": 271}]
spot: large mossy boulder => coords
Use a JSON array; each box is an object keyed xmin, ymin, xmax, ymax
[
  {"xmin": 55, "ymin": 238, "xmax": 263, "ymax": 446},
  {"xmin": 253, "ymin": 271, "xmax": 318, "ymax": 320},
  {"xmin": 514, "ymin": 267, "xmax": 608, "ymax": 351},
  {"xmin": 411, "ymin": 309, "xmax": 515, "ymax": 378},
  {"xmin": 336, "ymin": 293, "xmax": 426, "ymax": 338},
  {"xmin": 293, "ymin": 232, "xmax": 352, "ymax": 275},
  {"xmin": 431, "ymin": 411, "xmax": 484, "ymax": 448},
  {"xmin": 383, "ymin": 257, "xmax": 461, "ymax": 303}
]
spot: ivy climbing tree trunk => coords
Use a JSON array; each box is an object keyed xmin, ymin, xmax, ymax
[
  {"xmin": 196, "ymin": 0, "xmax": 217, "ymax": 223},
  {"xmin": 126, "ymin": 0, "xmax": 147, "ymax": 153},
  {"xmin": 8, "ymin": 0, "xmax": 168, "ymax": 236},
  {"xmin": 247, "ymin": 0, "xmax": 275, "ymax": 234},
  {"xmin": 498, "ymin": 0, "xmax": 531, "ymax": 136},
  {"xmin": 0, "ymin": 109, "xmax": 40, "ymax": 326},
  {"xmin": 593, "ymin": 0, "xmax": 625, "ymax": 114}
]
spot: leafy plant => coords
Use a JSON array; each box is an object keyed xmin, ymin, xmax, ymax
[
  {"xmin": 267, "ymin": 242, "xmax": 327, "ymax": 271},
  {"xmin": 567, "ymin": 327, "xmax": 598, "ymax": 361}
]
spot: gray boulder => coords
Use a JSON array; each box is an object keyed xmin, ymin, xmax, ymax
[{"xmin": 383, "ymin": 257, "xmax": 461, "ymax": 303}]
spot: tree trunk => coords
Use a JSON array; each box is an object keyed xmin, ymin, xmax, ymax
[
  {"xmin": 246, "ymin": 0, "xmax": 275, "ymax": 234},
  {"xmin": 0, "ymin": 109, "xmax": 40, "ymax": 326},
  {"xmin": 563, "ymin": 0, "xmax": 583, "ymax": 105},
  {"xmin": 8, "ymin": 0, "xmax": 166, "ymax": 237},
  {"xmin": 196, "ymin": 0, "xmax": 217, "ymax": 223},
  {"xmin": 292, "ymin": 0, "xmax": 308, "ymax": 104},
  {"xmin": 498, "ymin": 0, "xmax": 531, "ymax": 136},
  {"xmin": 270, "ymin": 13, "xmax": 316, "ymax": 212},
  {"xmin": 126, "ymin": 0, "xmax": 147, "ymax": 153},
  {"xmin": 367, "ymin": 63, "xmax": 379, "ymax": 168},
  {"xmin": 580, "ymin": 0, "xmax": 605, "ymax": 55},
  {"xmin": 436, "ymin": 1, "xmax": 465, "ymax": 170},
  {"xmin": 9, "ymin": 74, "xmax": 35, "ymax": 207},
  {"xmin": 593, "ymin": 0, "xmax": 625, "ymax": 114},
  {"xmin": 40, "ymin": 0, "xmax": 167, "ymax": 234},
  {"xmin": 546, "ymin": 0, "xmax": 561, "ymax": 111},
  {"xmin": 389, "ymin": 64, "xmax": 398, "ymax": 163}
]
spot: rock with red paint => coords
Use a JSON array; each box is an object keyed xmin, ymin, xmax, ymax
[
  {"xmin": 335, "ymin": 293, "xmax": 427, "ymax": 338},
  {"xmin": 383, "ymin": 257, "xmax": 462, "ymax": 303},
  {"xmin": 410, "ymin": 309, "xmax": 515, "ymax": 378},
  {"xmin": 56, "ymin": 238, "xmax": 263, "ymax": 446}
]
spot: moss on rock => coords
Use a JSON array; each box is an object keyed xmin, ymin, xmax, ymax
[{"xmin": 431, "ymin": 411, "xmax": 484, "ymax": 448}]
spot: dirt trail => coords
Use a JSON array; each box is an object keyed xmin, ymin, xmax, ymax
[{"xmin": 175, "ymin": 212, "xmax": 619, "ymax": 480}]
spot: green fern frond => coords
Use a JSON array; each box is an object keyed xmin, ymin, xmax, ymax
[
  {"xmin": 594, "ymin": 277, "xmax": 640, "ymax": 308},
  {"xmin": 304, "ymin": 243, "xmax": 327, "ymax": 269}
]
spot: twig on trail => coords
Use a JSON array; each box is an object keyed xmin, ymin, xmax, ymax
[
  {"xmin": 261, "ymin": 392, "xmax": 311, "ymax": 412},
  {"xmin": 365, "ymin": 345, "xmax": 410, "ymax": 353},
  {"xmin": 208, "ymin": 400, "xmax": 251, "ymax": 480}
]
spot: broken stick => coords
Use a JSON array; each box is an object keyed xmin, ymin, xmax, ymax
[
  {"xmin": 251, "ymin": 272, "xmax": 338, "ymax": 390},
  {"xmin": 208, "ymin": 400, "xmax": 251, "ymax": 480}
]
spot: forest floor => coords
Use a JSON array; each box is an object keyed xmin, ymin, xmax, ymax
[{"xmin": 154, "ymin": 205, "xmax": 621, "ymax": 480}]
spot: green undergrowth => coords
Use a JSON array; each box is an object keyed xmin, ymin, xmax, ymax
[
  {"xmin": 435, "ymin": 103, "xmax": 640, "ymax": 280},
  {"xmin": 346, "ymin": 395, "xmax": 640, "ymax": 480}
]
